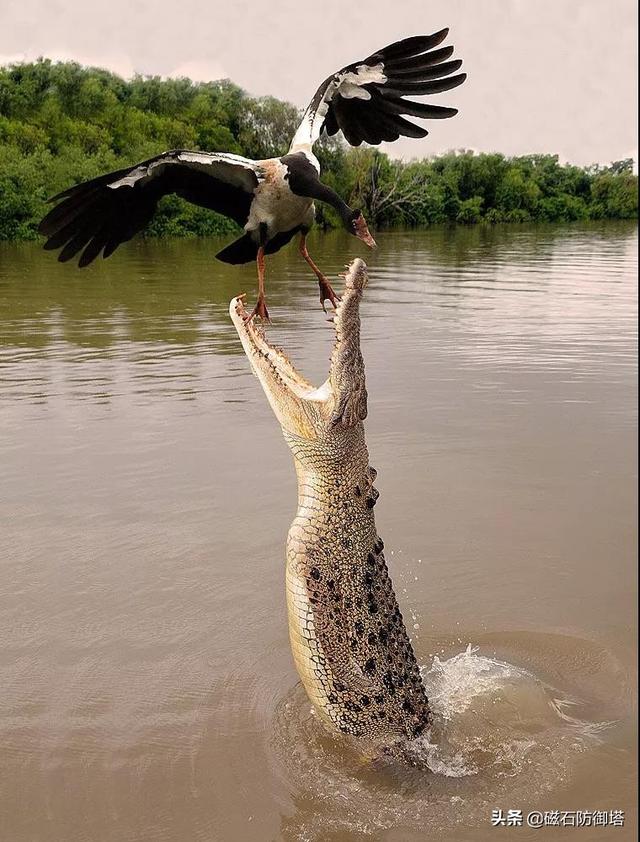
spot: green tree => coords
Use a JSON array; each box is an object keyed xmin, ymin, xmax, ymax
[{"xmin": 0, "ymin": 59, "xmax": 636, "ymax": 241}]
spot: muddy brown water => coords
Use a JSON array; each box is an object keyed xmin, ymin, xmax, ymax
[{"xmin": 0, "ymin": 223, "xmax": 637, "ymax": 841}]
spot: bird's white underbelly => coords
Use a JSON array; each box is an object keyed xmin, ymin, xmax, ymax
[{"xmin": 246, "ymin": 160, "xmax": 314, "ymax": 236}]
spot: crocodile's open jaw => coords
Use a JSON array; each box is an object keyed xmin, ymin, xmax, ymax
[{"xmin": 229, "ymin": 258, "xmax": 369, "ymax": 438}]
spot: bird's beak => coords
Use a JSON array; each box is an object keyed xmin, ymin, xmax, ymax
[{"xmin": 354, "ymin": 213, "xmax": 377, "ymax": 249}]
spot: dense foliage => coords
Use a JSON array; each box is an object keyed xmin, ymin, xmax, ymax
[{"xmin": 0, "ymin": 59, "xmax": 636, "ymax": 241}]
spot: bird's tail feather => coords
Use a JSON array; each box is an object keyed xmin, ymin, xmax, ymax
[{"xmin": 215, "ymin": 233, "xmax": 257, "ymax": 264}]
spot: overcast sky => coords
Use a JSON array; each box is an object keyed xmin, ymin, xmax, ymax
[{"xmin": 1, "ymin": 0, "xmax": 637, "ymax": 166}]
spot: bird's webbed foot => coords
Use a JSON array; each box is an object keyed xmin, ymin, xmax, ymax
[
  {"xmin": 244, "ymin": 293, "xmax": 271, "ymax": 323},
  {"xmin": 299, "ymin": 234, "xmax": 340, "ymax": 313},
  {"xmin": 318, "ymin": 276, "xmax": 340, "ymax": 314}
]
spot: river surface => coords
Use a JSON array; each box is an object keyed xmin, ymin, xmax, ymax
[{"xmin": 0, "ymin": 223, "xmax": 637, "ymax": 841}]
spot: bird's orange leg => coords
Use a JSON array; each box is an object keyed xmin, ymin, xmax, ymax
[
  {"xmin": 245, "ymin": 246, "xmax": 270, "ymax": 322},
  {"xmin": 299, "ymin": 234, "xmax": 339, "ymax": 313}
]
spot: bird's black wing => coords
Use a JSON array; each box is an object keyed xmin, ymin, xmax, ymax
[
  {"xmin": 290, "ymin": 29, "xmax": 465, "ymax": 149},
  {"xmin": 38, "ymin": 150, "xmax": 261, "ymax": 267}
]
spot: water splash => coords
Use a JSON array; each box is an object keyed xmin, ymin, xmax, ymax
[
  {"xmin": 400, "ymin": 645, "xmax": 615, "ymax": 778},
  {"xmin": 424, "ymin": 644, "xmax": 532, "ymax": 720},
  {"xmin": 270, "ymin": 633, "xmax": 629, "ymax": 841}
]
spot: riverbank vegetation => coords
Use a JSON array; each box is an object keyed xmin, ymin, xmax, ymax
[{"xmin": 0, "ymin": 59, "xmax": 637, "ymax": 241}]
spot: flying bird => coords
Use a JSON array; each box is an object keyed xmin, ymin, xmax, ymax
[{"xmin": 39, "ymin": 29, "xmax": 466, "ymax": 320}]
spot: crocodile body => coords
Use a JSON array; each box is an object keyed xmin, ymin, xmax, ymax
[{"xmin": 230, "ymin": 259, "xmax": 431, "ymax": 754}]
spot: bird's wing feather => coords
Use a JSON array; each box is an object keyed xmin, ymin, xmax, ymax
[
  {"xmin": 39, "ymin": 150, "xmax": 261, "ymax": 266},
  {"xmin": 290, "ymin": 28, "xmax": 465, "ymax": 151}
]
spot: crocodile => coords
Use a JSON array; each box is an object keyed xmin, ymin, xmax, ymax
[{"xmin": 229, "ymin": 258, "xmax": 431, "ymax": 757}]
